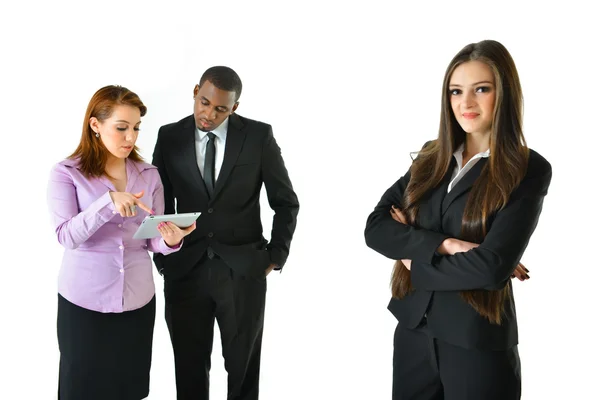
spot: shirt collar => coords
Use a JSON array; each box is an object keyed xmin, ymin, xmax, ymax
[
  {"xmin": 196, "ymin": 116, "xmax": 229, "ymax": 142},
  {"xmin": 453, "ymin": 142, "xmax": 490, "ymax": 167}
]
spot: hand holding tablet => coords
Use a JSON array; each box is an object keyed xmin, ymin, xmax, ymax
[{"xmin": 133, "ymin": 212, "xmax": 201, "ymax": 239}]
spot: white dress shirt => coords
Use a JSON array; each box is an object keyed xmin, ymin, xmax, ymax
[
  {"xmin": 195, "ymin": 117, "xmax": 229, "ymax": 181},
  {"xmin": 447, "ymin": 143, "xmax": 490, "ymax": 193}
]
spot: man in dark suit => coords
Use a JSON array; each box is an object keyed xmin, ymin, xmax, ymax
[{"xmin": 152, "ymin": 66, "xmax": 299, "ymax": 400}]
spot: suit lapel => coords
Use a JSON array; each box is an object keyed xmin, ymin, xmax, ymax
[
  {"xmin": 441, "ymin": 157, "xmax": 488, "ymax": 215},
  {"xmin": 212, "ymin": 114, "xmax": 245, "ymax": 201},
  {"xmin": 181, "ymin": 116, "xmax": 210, "ymax": 197}
]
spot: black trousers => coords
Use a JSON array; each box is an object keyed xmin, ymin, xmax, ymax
[
  {"xmin": 57, "ymin": 294, "xmax": 155, "ymax": 400},
  {"xmin": 164, "ymin": 255, "xmax": 267, "ymax": 400},
  {"xmin": 393, "ymin": 323, "xmax": 521, "ymax": 400}
]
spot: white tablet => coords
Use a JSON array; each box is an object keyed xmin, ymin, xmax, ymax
[{"xmin": 132, "ymin": 212, "xmax": 201, "ymax": 239}]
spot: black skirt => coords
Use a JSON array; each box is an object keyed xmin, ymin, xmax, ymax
[{"xmin": 57, "ymin": 294, "xmax": 156, "ymax": 400}]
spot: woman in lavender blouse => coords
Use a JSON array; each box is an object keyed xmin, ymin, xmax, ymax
[{"xmin": 47, "ymin": 85, "xmax": 195, "ymax": 400}]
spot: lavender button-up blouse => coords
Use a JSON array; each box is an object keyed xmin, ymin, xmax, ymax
[{"xmin": 47, "ymin": 158, "xmax": 180, "ymax": 313}]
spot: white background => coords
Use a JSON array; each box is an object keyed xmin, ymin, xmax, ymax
[{"xmin": 1, "ymin": 1, "xmax": 598, "ymax": 399}]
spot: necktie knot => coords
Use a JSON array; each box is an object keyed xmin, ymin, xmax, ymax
[{"xmin": 207, "ymin": 132, "xmax": 216, "ymax": 141}]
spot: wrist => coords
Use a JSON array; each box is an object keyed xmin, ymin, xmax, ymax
[
  {"xmin": 165, "ymin": 239, "xmax": 182, "ymax": 249},
  {"xmin": 438, "ymin": 238, "xmax": 453, "ymax": 255}
]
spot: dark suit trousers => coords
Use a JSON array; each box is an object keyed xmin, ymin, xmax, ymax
[
  {"xmin": 164, "ymin": 255, "xmax": 266, "ymax": 400},
  {"xmin": 392, "ymin": 322, "xmax": 521, "ymax": 400}
]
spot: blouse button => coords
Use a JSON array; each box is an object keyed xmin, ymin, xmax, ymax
[{"xmin": 118, "ymin": 245, "xmax": 124, "ymax": 250}]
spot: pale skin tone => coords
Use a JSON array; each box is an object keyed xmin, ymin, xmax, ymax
[
  {"xmin": 90, "ymin": 105, "xmax": 195, "ymax": 247},
  {"xmin": 391, "ymin": 60, "xmax": 529, "ymax": 281},
  {"xmin": 193, "ymin": 81, "xmax": 277, "ymax": 275}
]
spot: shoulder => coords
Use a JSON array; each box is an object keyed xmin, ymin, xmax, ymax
[
  {"xmin": 131, "ymin": 160, "xmax": 159, "ymax": 180},
  {"xmin": 51, "ymin": 157, "xmax": 81, "ymax": 176},
  {"xmin": 410, "ymin": 139, "xmax": 437, "ymax": 161},
  {"xmin": 233, "ymin": 113, "xmax": 272, "ymax": 137},
  {"xmin": 158, "ymin": 115, "xmax": 194, "ymax": 135},
  {"xmin": 55, "ymin": 157, "xmax": 79, "ymax": 169},
  {"xmin": 512, "ymin": 148, "xmax": 552, "ymax": 197},
  {"xmin": 132, "ymin": 160, "xmax": 158, "ymax": 172},
  {"xmin": 130, "ymin": 160, "xmax": 163, "ymax": 190},
  {"xmin": 49, "ymin": 158, "xmax": 87, "ymax": 186},
  {"xmin": 525, "ymin": 148, "xmax": 552, "ymax": 180}
]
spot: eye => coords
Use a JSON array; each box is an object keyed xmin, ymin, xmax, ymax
[
  {"xmin": 134, "ymin": 127, "xmax": 141, "ymax": 132},
  {"xmin": 476, "ymin": 86, "xmax": 491, "ymax": 93},
  {"xmin": 449, "ymin": 89, "xmax": 461, "ymax": 95},
  {"xmin": 216, "ymin": 107, "xmax": 227, "ymax": 113},
  {"xmin": 201, "ymin": 101, "xmax": 209, "ymax": 106},
  {"xmin": 116, "ymin": 127, "xmax": 127, "ymax": 131}
]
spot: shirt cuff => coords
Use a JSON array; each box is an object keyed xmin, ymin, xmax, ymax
[{"xmin": 157, "ymin": 238, "xmax": 183, "ymax": 255}]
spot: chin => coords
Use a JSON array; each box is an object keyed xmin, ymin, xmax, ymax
[{"xmin": 109, "ymin": 151, "xmax": 130, "ymax": 159}]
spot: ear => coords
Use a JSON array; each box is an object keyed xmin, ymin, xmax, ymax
[
  {"xmin": 193, "ymin": 84, "xmax": 199, "ymax": 99},
  {"xmin": 231, "ymin": 102, "xmax": 239, "ymax": 114},
  {"xmin": 89, "ymin": 117, "xmax": 100, "ymax": 135}
]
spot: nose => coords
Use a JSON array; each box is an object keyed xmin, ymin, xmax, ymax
[
  {"xmin": 125, "ymin": 129, "xmax": 135, "ymax": 142},
  {"xmin": 205, "ymin": 107, "xmax": 217, "ymax": 121},
  {"xmin": 463, "ymin": 91, "xmax": 476, "ymax": 108}
]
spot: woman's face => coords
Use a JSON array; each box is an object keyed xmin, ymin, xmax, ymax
[
  {"xmin": 449, "ymin": 60, "xmax": 496, "ymax": 137},
  {"xmin": 90, "ymin": 105, "xmax": 141, "ymax": 161}
]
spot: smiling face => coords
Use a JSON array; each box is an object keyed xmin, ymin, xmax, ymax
[
  {"xmin": 193, "ymin": 80, "xmax": 238, "ymax": 132},
  {"xmin": 449, "ymin": 60, "xmax": 497, "ymax": 137},
  {"xmin": 90, "ymin": 105, "xmax": 141, "ymax": 161}
]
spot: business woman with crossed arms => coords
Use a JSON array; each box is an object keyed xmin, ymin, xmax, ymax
[{"xmin": 364, "ymin": 40, "xmax": 552, "ymax": 399}]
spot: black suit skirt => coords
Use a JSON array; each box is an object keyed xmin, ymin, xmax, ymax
[{"xmin": 57, "ymin": 294, "xmax": 155, "ymax": 400}]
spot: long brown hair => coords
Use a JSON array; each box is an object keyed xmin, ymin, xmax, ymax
[
  {"xmin": 391, "ymin": 40, "xmax": 529, "ymax": 325},
  {"xmin": 69, "ymin": 85, "xmax": 147, "ymax": 177}
]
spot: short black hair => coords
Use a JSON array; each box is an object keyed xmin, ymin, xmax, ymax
[{"xmin": 199, "ymin": 66, "xmax": 243, "ymax": 102}]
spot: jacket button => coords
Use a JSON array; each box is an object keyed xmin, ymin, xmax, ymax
[
  {"xmin": 208, "ymin": 232, "xmax": 214, "ymax": 238},
  {"xmin": 208, "ymin": 208, "xmax": 213, "ymax": 213}
]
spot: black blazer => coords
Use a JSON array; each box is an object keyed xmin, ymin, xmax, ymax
[
  {"xmin": 365, "ymin": 146, "xmax": 551, "ymax": 350},
  {"xmin": 152, "ymin": 113, "xmax": 299, "ymax": 281}
]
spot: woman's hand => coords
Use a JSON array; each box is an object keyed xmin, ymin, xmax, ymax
[
  {"xmin": 511, "ymin": 263, "xmax": 530, "ymax": 281},
  {"xmin": 390, "ymin": 205, "xmax": 408, "ymax": 224},
  {"xmin": 391, "ymin": 207, "xmax": 530, "ymax": 280},
  {"xmin": 158, "ymin": 221, "xmax": 196, "ymax": 248},
  {"xmin": 438, "ymin": 238, "xmax": 479, "ymax": 255},
  {"xmin": 441, "ymin": 239, "xmax": 530, "ymax": 281},
  {"xmin": 109, "ymin": 190, "xmax": 153, "ymax": 217}
]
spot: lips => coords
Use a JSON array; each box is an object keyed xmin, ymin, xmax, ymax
[{"xmin": 462, "ymin": 113, "xmax": 479, "ymax": 120}]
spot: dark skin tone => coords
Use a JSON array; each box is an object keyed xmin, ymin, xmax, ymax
[
  {"xmin": 193, "ymin": 81, "xmax": 238, "ymax": 132},
  {"xmin": 192, "ymin": 80, "xmax": 277, "ymax": 276}
]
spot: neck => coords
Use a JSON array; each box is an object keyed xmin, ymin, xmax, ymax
[
  {"xmin": 105, "ymin": 156, "xmax": 126, "ymax": 175},
  {"xmin": 464, "ymin": 131, "xmax": 490, "ymax": 155}
]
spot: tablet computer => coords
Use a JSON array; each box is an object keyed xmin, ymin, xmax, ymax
[{"xmin": 132, "ymin": 212, "xmax": 201, "ymax": 240}]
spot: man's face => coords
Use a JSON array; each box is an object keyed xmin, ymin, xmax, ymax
[{"xmin": 193, "ymin": 80, "xmax": 238, "ymax": 132}]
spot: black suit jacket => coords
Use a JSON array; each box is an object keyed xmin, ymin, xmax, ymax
[
  {"xmin": 365, "ymin": 146, "xmax": 552, "ymax": 350},
  {"xmin": 152, "ymin": 113, "xmax": 299, "ymax": 281}
]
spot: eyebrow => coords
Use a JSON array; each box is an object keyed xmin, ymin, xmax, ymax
[
  {"xmin": 115, "ymin": 120, "xmax": 141, "ymax": 124},
  {"xmin": 449, "ymin": 80, "xmax": 494, "ymax": 87}
]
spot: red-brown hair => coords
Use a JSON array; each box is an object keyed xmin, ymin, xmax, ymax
[{"xmin": 69, "ymin": 85, "xmax": 147, "ymax": 177}]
